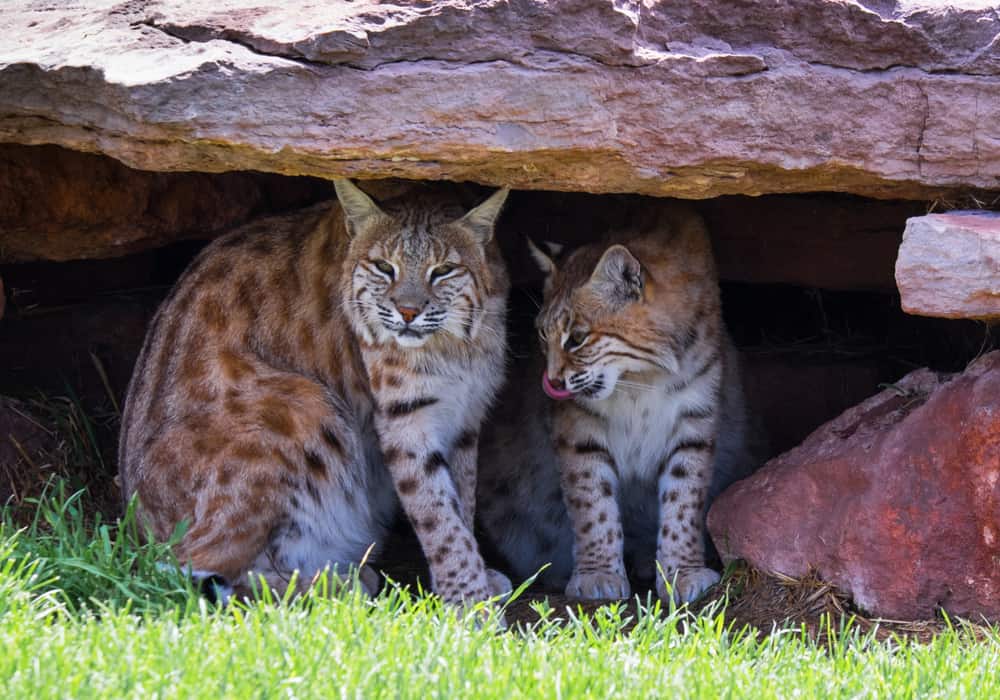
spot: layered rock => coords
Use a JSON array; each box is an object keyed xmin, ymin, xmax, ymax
[
  {"xmin": 2, "ymin": 1, "xmax": 1000, "ymax": 199},
  {"xmin": 708, "ymin": 351, "xmax": 1000, "ymax": 621},
  {"xmin": 895, "ymin": 211, "xmax": 1000, "ymax": 320}
]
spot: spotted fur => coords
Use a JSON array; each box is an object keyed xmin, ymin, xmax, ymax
[
  {"xmin": 119, "ymin": 180, "xmax": 511, "ymax": 604},
  {"xmin": 478, "ymin": 202, "xmax": 754, "ymax": 603}
]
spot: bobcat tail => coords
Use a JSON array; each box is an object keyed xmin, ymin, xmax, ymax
[{"xmin": 157, "ymin": 563, "xmax": 234, "ymax": 604}]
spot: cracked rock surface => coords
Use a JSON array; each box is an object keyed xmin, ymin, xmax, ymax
[{"xmin": 2, "ymin": 1, "xmax": 1000, "ymax": 197}]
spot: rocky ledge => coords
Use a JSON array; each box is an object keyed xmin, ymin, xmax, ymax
[{"xmin": 2, "ymin": 1, "xmax": 1000, "ymax": 199}]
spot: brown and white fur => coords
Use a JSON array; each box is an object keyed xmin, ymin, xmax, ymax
[
  {"xmin": 478, "ymin": 202, "xmax": 753, "ymax": 603},
  {"xmin": 119, "ymin": 179, "xmax": 512, "ymax": 605}
]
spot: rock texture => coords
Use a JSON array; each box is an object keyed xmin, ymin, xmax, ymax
[
  {"xmin": 0, "ymin": 144, "xmax": 332, "ymax": 262},
  {"xmin": 896, "ymin": 211, "xmax": 1000, "ymax": 320},
  {"xmin": 2, "ymin": 1, "xmax": 1000, "ymax": 199},
  {"xmin": 708, "ymin": 351, "xmax": 1000, "ymax": 621},
  {"xmin": 3, "ymin": 143, "xmax": 919, "ymax": 280}
]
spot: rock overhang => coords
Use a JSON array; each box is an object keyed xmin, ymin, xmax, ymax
[{"xmin": 2, "ymin": 0, "xmax": 1000, "ymax": 200}]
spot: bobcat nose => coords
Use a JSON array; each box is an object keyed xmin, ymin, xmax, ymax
[{"xmin": 397, "ymin": 305, "xmax": 421, "ymax": 324}]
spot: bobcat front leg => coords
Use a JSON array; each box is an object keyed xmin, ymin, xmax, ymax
[
  {"xmin": 448, "ymin": 428, "xmax": 479, "ymax": 529},
  {"xmin": 448, "ymin": 428, "xmax": 511, "ymax": 597},
  {"xmin": 378, "ymin": 419, "xmax": 493, "ymax": 605},
  {"xmin": 655, "ymin": 439, "xmax": 719, "ymax": 604},
  {"xmin": 555, "ymin": 409, "xmax": 629, "ymax": 600}
]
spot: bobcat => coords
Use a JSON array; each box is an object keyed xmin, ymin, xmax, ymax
[
  {"xmin": 119, "ymin": 179, "xmax": 512, "ymax": 605},
  {"xmin": 478, "ymin": 202, "xmax": 754, "ymax": 603}
]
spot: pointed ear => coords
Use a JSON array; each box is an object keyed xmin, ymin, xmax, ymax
[
  {"xmin": 526, "ymin": 239, "xmax": 559, "ymax": 276},
  {"xmin": 588, "ymin": 244, "xmax": 643, "ymax": 303},
  {"xmin": 334, "ymin": 178, "xmax": 387, "ymax": 238},
  {"xmin": 456, "ymin": 187, "xmax": 509, "ymax": 245}
]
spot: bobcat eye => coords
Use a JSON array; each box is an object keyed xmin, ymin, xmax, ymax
[
  {"xmin": 372, "ymin": 259, "xmax": 395, "ymax": 278},
  {"xmin": 564, "ymin": 329, "xmax": 588, "ymax": 351},
  {"xmin": 430, "ymin": 263, "xmax": 457, "ymax": 281}
]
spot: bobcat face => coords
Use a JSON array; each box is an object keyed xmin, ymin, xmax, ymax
[
  {"xmin": 353, "ymin": 237, "xmax": 477, "ymax": 348},
  {"xmin": 336, "ymin": 181, "xmax": 508, "ymax": 349},
  {"xmin": 533, "ymin": 243, "xmax": 670, "ymax": 402}
]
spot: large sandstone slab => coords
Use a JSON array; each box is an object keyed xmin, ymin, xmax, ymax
[
  {"xmin": 895, "ymin": 211, "xmax": 1000, "ymax": 320},
  {"xmin": 708, "ymin": 351, "xmax": 1000, "ymax": 621},
  {"xmin": 2, "ymin": 1, "xmax": 1000, "ymax": 199}
]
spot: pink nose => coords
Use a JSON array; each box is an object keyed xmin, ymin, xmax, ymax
[{"xmin": 397, "ymin": 306, "xmax": 420, "ymax": 323}]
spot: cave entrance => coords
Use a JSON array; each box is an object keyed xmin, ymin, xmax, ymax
[{"xmin": 0, "ymin": 145, "xmax": 995, "ymax": 512}]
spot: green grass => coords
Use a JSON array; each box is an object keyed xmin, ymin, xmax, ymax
[{"xmin": 2, "ymin": 485, "xmax": 1000, "ymax": 699}]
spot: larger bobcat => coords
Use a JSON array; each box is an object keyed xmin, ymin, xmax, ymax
[
  {"xmin": 478, "ymin": 202, "xmax": 754, "ymax": 603},
  {"xmin": 119, "ymin": 180, "xmax": 511, "ymax": 604}
]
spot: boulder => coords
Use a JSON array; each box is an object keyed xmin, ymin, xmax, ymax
[
  {"xmin": 895, "ymin": 211, "xmax": 1000, "ymax": 320},
  {"xmin": 708, "ymin": 351, "xmax": 1000, "ymax": 621},
  {"xmin": 2, "ymin": 1, "xmax": 1000, "ymax": 200}
]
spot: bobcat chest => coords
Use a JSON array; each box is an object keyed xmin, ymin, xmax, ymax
[{"xmin": 598, "ymin": 383, "xmax": 683, "ymax": 480}]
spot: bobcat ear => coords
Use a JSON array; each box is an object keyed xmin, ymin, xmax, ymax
[
  {"xmin": 588, "ymin": 244, "xmax": 643, "ymax": 303},
  {"xmin": 527, "ymin": 239, "xmax": 563, "ymax": 276},
  {"xmin": 456, "ymin": 187, "xmax": 510, "ymax": 245},
  {"xmin": 334, "ymin": 178, "xmax": 387, "ymax": 238}
]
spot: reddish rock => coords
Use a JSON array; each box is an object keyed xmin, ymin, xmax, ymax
[
  {"xmin": 0, "ymin": 144, "xmax": 331, "ymax": 262},
  {"xmin": 708, "ymin": 351, "xmax": 1000, "ymax": 621},
  {"xmin": 1, "ymin": 2, "xmax": 1000, "ymax": 199},
  {"xmin": 896, "ymin": 211, "xmax": 1000, "ymax": 321}
]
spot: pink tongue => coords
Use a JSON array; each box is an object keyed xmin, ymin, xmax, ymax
[{"xmin": 542, "ymin": 372, "xmax": 574, "ymax": 400}]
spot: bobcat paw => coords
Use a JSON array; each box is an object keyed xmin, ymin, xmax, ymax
[
  {"xmin": 656, "ymin": 565, "xmax": 720, "ymax": 604},
  {"xmin": 451, "ymin": 572, "xmax": 510, "ymax": 630},
  {"xmin": 486, "ymin": 568, "xmax": 513, "ymax": 598},
  {"xmin": 566, "ymin": 569, "xmax": 631, "ymax": 600}
]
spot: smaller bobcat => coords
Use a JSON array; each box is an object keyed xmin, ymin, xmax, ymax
[
  {"xmin": 478, "ymin": 202, "xmax": 754, "ymax": 603},
  {"xmin": 119, "ymin": 180, "xmax": 511, "ymax": 605}
]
